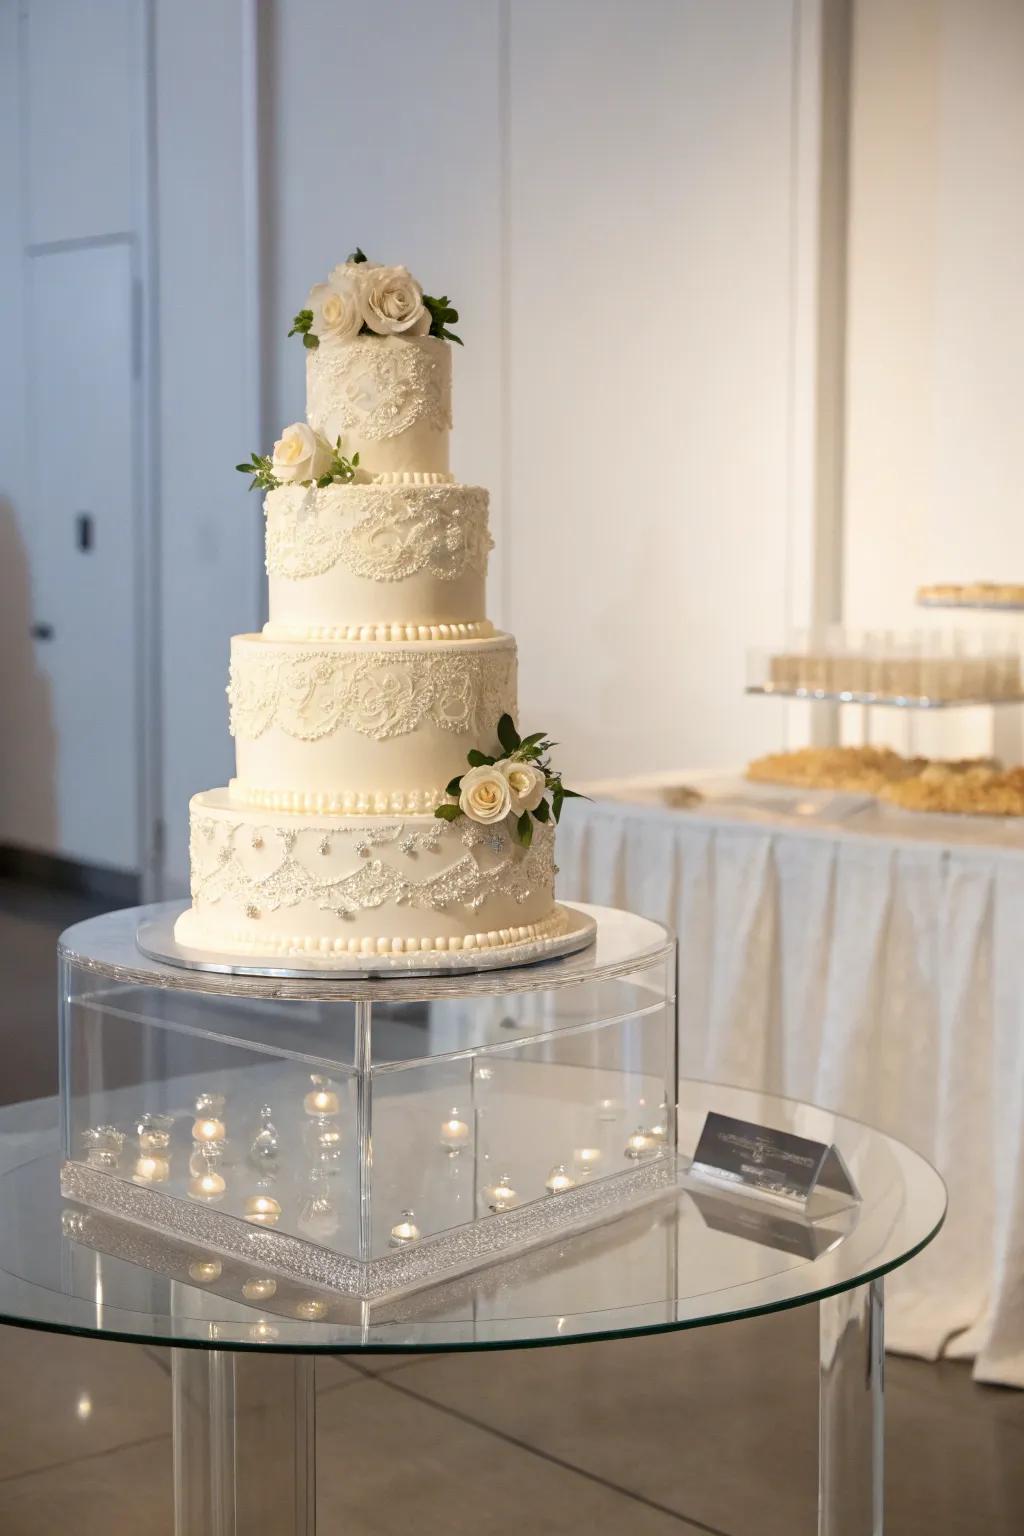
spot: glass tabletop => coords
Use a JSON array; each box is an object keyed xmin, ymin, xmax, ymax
[{"xmin": 0, "ymin": 1083, "xmax": 945, "ymax": 1353}]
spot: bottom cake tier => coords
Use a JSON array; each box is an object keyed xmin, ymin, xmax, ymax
[{"xmin": 175, "ymin": 789, "xmax": 559, "ymax": 958}]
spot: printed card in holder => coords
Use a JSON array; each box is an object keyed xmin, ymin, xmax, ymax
[{"xmin": 687, "ymin": 1111, "xmax": 860, "ymax": 1215}]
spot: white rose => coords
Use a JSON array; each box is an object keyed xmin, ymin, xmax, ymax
[
  {"xmin": 271, "ymin": 423, "xmax": 332, "ymax": 484},
  {"xmin": 328, "ymin": 260, "xmax": 381, "ymax": 283},
  {"xmin": 308, "ymin": 275, "xmax": 363, "ymax": 346},
  {"xmin": 459, "ymin": 764, "xmax": 512, "ymax": 825},
  {"xmin": 359, "ymin": 264, "xmax": 430, "ymax": 336},
  {"xmin": 498, "ymin": 760, "xmax": 547, "ymax": 815}
]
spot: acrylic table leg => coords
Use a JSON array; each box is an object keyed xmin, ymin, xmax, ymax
[
  {"xmin": 171, "ymin": 1349, "xmax": 316, "ymax": 1535},
  {"xmin": 818, "ymin": 1280, "xmax": 884, "ymax": 1535}
]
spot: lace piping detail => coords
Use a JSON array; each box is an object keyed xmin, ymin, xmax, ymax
[
  {"xmin": 189, "ymin": 816, "xmax": 556, "ymax": 921},
  {"xmin": 264, "ymin": 483, "xmax": 491, "ymax": 584},
  {"xmin": 227, "ymin": 639, "xmax": 516, "ymax": 743},
  {"xmin": 306, "ymin": 336, "xmax": 451, "ymax": 441}
]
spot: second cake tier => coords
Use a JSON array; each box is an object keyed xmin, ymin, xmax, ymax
[
  {"xmin": 227, "ymin": 632, "xmax": 517, "ymax": 811},
  {"xmin": 264, "ymin": 479, "xmax": 492, "ymax": 639}
]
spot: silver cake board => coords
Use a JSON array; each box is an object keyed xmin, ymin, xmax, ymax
[{"xmin": 137, "ymin": 901, "xmax": 597, "ymax": 981}]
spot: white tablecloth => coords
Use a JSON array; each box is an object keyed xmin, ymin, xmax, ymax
[{"xmin": 557, "ymin": 782, "xmax": 1024, "ymax": 1386}]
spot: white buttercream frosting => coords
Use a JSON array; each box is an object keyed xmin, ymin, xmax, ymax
[
  {"xmin": 306, "ymin": 334, "xmax": 451, "ymax": 477},
  {"xmin": 175, "ymin": 792, "xmax": 558, "ymax": 955}
]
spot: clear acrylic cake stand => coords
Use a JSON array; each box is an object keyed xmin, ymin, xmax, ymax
[{"xmin": 0, "ymin": 968, "xmax": 944, "ymax": 1536}]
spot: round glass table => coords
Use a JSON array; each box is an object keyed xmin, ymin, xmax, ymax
[{"xmin": 0, "ymin": 1081, "xmax": 943, "ymax": 1535}]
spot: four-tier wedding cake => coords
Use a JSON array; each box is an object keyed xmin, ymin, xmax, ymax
[{"xmin": 174, "ymin": 252, "xmax": 577, "ymax": 965}]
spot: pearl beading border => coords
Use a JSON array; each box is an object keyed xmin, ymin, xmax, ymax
[
  {"xmin": 262, "ymin": 619, "xmax": 493, "ymax": 643},
  {"xmin": 227, "ymin": 781, "xmax": 445, "ymax": 815},
  {"xmin": 191, "ymin": 908, "xmax": 566, "ymax": 959}
]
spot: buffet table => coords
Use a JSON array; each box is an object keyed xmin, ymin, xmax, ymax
[{"xmin": 558, "ymin": 772, "xmax": 1024, "ymax": 1387}]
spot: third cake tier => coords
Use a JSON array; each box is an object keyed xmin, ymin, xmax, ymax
[{"xmin": 227, "ymin": 632, "xmax": 517, "ymax": 813}]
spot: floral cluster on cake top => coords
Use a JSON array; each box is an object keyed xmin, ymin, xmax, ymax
[{"xmin": 289, "ymin": 247, "xmax": 462, "ymax": 350}]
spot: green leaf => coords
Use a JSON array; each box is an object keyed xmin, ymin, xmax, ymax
[
  {"xmin": 434, "ymin": 803, "xmax": 462, "ymax": 821},
  {"xmin": 347, "ymin": 247, "xmax": 368, "ymax": 264},
  {"xmin": 235, "ymin": 463, "xmax": 253, "ymax": 473},
  {"xmin": 519, "ymin": 731, "xmax": 548, "ymax": 749},
  {"xmin": 466, "ymin": 749, "xmax": 495, "ymax": 767},
  {"xmin": 533, "ymin": 797, "xmax": 550, "ymax": 823},
  {"xmin": 445, "ymin": 776, "xmax": 463, "ymax": 797},
  {"xmin": 302, "ymin": 332, "xmax": 319, "ymax": 350},
  {"xmin": 559, "ymin": 787, "xmax": 588, "ymax": 800},
  {"xmin": 424, "ymin": 291, "xmax": 465, "ymax": 346},
  {"xmin": 552, "ymin": 786, "xmax": 565, "ymax": 823},
  {"xmin": 516, "ymin": 811, "xmax": 533, "ymax": 848},
  {"xmin": 497, "ymin": 713, "xmax": 520, "ymax": 754}
]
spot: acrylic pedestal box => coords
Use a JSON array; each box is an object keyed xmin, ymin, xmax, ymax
[{"xmin": 58, "ymin": 903, "xmax": 677, "ymax": 1306}]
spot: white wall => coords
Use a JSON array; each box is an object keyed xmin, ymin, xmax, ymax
[
  {"xmin": 842, "ymin": 0, "xmax": 1024, "ymax": 757},
  {"xmin": 266, "ymin": 0, "xmax": 817, "ymax": 785},
  {"xmin": 0, "ymin": 0, "xmax": 841, "ymax": 886},
  {"xmin": 155, "ymin": 0, "xmax": 263, "ymax": 889},
  {"xmin": 0, "ymin": 0, "xmax": 148, "ymax": 874}
]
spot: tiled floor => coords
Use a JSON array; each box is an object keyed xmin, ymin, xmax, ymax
[{"xmin": 0, "ymin": 877, "xmax": 1021, "ymax": 1533}]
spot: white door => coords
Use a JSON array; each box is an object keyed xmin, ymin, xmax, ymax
[{"xmin": 25, "ymin": 241, "xmax": 139, "ymax": 871}]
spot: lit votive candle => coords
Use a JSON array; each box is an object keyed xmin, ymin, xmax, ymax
[
  {"xmin": 242, "ymin": 1276, "xmax": 277, "ymax": 1302},
  {"xmin": 250, "ymin": 1320, "xmax": 279, "ymax": 1343},
  {"xmin": 303, "ymin": 1087, "xmax": 340, "ymax": 1118},
  {"xmin": 484, "ymin": 1174, "xmax": 518, "ymax": 1213},
  {"xmin": 243, "ymin": 1193, "xmax": 282, "ymax": 1227},
  {"xmin": 440, "ymin": 1110, "xmax": 470, "ymax": 1154},
  {"xmin": 132, "ymin": 1154, "xmax": 170, "ymax": 1185},
  {"xmin": 545, "ymin": 1164, "xmax": 576, "ymax": 1195},
  {"xmin": 136, "ymin": 1114, "xmax": 173, "ymax": 1152},
  {"xmin": 188, "ymin": 1170, "xmax": 226, "ymax": 1202},
  {"xmin": 624, "ymin": 1127, "xmax": 657, "ymax": 1160},
  {"xmin": 573, "ymin": 1147, "xmax": 603, "ymax": 1176},
  {"xmin": 389, "ymin": 1210, "xmax": 421, "ymax": 1246},
  {"xmin": 188, "ymin": 1259, "xmax": 222, "ymax": 1284},
  {"xmin": 294, "ymin": 1298, "xmax": 327, "ymax": 1321},
  {"xmin": 192, "ymin": 1117, "xmax": 226, "ymax": 1145}
]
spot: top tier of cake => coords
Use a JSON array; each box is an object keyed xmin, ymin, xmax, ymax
[
  {"xmin": 263, "ymin": 263, "xmax": 485, "ymax": 643},
  {"xmin": 307, "ymin": 334, "xmax": 452, "ymax": 478}
]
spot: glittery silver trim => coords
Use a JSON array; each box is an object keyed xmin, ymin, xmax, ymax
[{"xmin": 61, "ymin": 1157, "xmax": 678, "ymax": 1300}]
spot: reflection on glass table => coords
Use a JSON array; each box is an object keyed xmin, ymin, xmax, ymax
[{"xmin": 0, "ymin": 1079, "xmax": 944, "ymax": 1536}]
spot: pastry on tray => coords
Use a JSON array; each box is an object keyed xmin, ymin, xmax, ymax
[
  {"xmin": 880, "ymin": 762, "xmax": 1024, "ymax": 817},
  {"xmin": 745, "ymin": 745, "xmax": 924, "ymax": 794},
  {"xmin": 917, "ymin": 581, "xmax": 1024, "ymax": 606}
]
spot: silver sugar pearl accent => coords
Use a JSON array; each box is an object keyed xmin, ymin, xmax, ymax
[
  {"xmin": 250, "ymin": 831, "xmax": 264, "ymax": 850},
  {"xmin": 318, "ymin": 836, "xmax": 330, "ymax": 856},
  {"xmin": 245, "ymin": 903, "xmax": 260, "ymax": 920}
]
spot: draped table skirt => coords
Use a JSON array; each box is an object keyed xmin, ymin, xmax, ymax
[{"xmin": 558, "ymin": 785, "xmax": 1024, "ymax": 1386}]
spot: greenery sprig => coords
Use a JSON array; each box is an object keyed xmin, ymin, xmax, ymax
[
  {"xmin": 235, "ymin": 437, "xmax": 359, "ymax": 493},
  {"xmin": 287, "ymin": 308, "xmax": 318, "ymax": 350},
  {"xmin": 317, "ymin": 439, "xmax": 360, "ymax": 487},
  {"xmin": 423, "ymin": 293, "xmax": 463, "ymax": 346},
  {"xmin": 436, "ymin": 714, "xmax": 586, "ymax": 847},
  {"xmin": 235, "ymin": 452, "xmax": 279, "ymax": 493}
]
